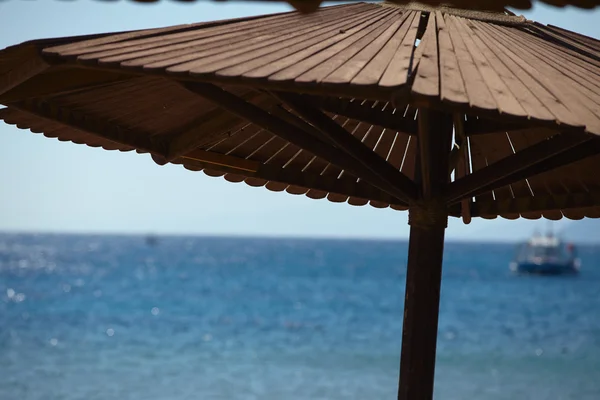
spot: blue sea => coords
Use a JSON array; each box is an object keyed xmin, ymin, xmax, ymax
[{"xmin": 1, "ymin": 234, "xmax": 599, "ymax": 400}]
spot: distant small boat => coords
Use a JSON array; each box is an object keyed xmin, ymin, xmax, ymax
[
  {"xmin": 145, "ymin": 235, "xmax": 159, "ymax": 247},
  {"xmin": 510, "ymin": 231, "xmax": 580, "ymax": 275}
]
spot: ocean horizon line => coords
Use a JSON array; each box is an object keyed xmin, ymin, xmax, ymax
[{"xmin": 1, "ymin": 230, "xmax": 598, "ymax": 245}]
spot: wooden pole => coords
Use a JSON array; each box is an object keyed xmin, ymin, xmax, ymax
[
  {"xmin": 398, "ymin": 109, "xmax": 452, "ymax": 400},
  {"xmin": 398, "ymin": 222, "xmax": 446, "ymax": 400}
]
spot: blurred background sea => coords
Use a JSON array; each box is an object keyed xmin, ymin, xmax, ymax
[{"xmin": 1, "ymin": 233, "xmax": 599, "ymax": 400}]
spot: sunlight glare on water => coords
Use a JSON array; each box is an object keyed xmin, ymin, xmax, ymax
[{"xmin": 1, "ymin": 234, "xmax": 599, "ymax": 400}]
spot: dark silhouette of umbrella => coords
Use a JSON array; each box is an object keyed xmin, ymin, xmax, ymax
[{"xmin": 1, "ymin": 2, "xmax": 599, "ymax": 399}]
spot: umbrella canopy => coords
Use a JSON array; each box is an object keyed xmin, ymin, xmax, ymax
[
  {"xmin": 1, "ymin": 1, "xmax": 599, "ymax": 399},
  {"xmin": 1, "ymin": 1, "xmax": 599, "ymax": 221}
]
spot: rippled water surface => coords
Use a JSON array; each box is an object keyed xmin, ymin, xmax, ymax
[{"xmin": 1, "ymin": 234, "xmax": 599, "ymax": 399}]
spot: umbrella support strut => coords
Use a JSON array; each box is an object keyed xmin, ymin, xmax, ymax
[{"xmin": 398, "ymin": 109, "xmax": 452, "ymax": 400}]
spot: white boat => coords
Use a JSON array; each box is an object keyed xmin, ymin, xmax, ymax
[{"xmin": 509, "ymin": 231, "xmax": 580, "ymax": 275}]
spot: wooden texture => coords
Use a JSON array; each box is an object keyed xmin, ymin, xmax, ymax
[
  {"xmin": 0, "ymin": 67, "xmax": 134, "ymax": 103},
  {"xmin": 312, "ymin": 96, "xmax": 418, "ymax": 134},
  {"xmin": 399, "ymin": 109, "xmax": 452, "ymax": 400},
  {"xmin": 400, "ymin": 224, "xmax": 446, "ymax": 400},
  {"xmin": 7, "ymin": 3, "xmax": 592, "ymax": 135},
  {"xmin": 0, "ymin": 46, "xmax": 49, "ymax": 98},
  {"xmin": 445, "ymin": 133, "xmax": 591, "ymax": 203},
  {"xmin": 472, "ymin": 191, "xmax": 600, "ymax": 217},
  {"xmin": 1, "ymin": 2, "xmax": 600, "ymax": 219},
  {"xmin": 276, "ymin": 91, "xmax": 418, "ymax": 202},
  {"xmin": 453, "ymin": 114, "xmax": 473, "ymax": 223},
  {"xmin": 180, "ymin": 149, "xmax": 402, "ymax": 204},
  {"xmin": 183, "ymin": 82, "xmax": 414, "ymax": 203}
]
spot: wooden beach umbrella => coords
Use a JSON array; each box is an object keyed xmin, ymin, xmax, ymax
[{"xmin": 1, "ymin": 1, "xmax": 599, "ymax": 398}]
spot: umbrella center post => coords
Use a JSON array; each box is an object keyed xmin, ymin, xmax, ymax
[
  {"xmin": 398, "ymin": 203, "xmax": 447, "ymax": 400},
  {"xmin": 398, "ymin": 109, "xmax": 452, "ymax": 400}
]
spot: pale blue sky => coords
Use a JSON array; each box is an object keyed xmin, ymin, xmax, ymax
[{"xmin": 0, "ymin": 1, "xmax": 598, "ymax": 240}]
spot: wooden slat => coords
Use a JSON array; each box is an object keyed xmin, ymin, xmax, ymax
[
  {"xmin": 269, "ymin": 9, "xmax": 396, "ymax": 83},
  {"xmin": 205, "ymin": 124, "xmax": 262, "ymax": 154},
  {"xmin": 471, "ymin": 191, "xmax": 600, "ymax": 217},
  {"xmin": 181, "ymin": 148, "xmax": 259, "ymax": 172},
  {"xmin": 226, "ymin": 130, "xmax": 275, "ymax": 159},
  {"xmin": 472, "ymin": 20, "xmax": 588, "ymax": 131},
  {"xmin": 183, "ymin": 81, "xmax": 413, "ymax": 203},
  {"xmin": 351, "ymin": 11, "xmax": 414, "ymax": 85},
  {"xmin": 545, "ymin": 24, "xmax": 600, "ymax": 50},
  {"xmin": 263, "ymin": 142, "xmax": 307, "ymax": 191},
  {"xmin": 134, "ymin": 11, "xmax": 367, "ymax": 71},
  {"xmin": 447, "ymin": 132, "xmax": 592, "ymax": 203},
  {"xmin": 505, "ymin": 129, "xmax": 560, "ymax": 219},
  {"xmin": 0, "ymin": 107, "xmax": 134, "ymax": 151},
  {"xmin": 411, "ymin": 13, "xmax": 439, "ymax": 98},
  {"xmin": 448, "ymin": 16, "xmax": 528, "ymax": 118},
  {"xmin": 266, "ymin": 9, "xmax": 397, "ymax": 84},
  {"xmin": 463, "ymin": 117, "xmax": 528, "ymax": 135},
  {"xmin": 325, "ymin": 18, "xmax": 406, "ymax": 84},
  {"xmin": 0, "ymin": 67, "xmax": 134, "ymax": 103},
  {"xmin": 277, "ymin": 92, "xmax": 418, "ymax": 202},
  {"xmin": 444, "ymin": 16, "xmax": 498, "ymax": 111},
  {"xmin": 507, "ymin": 134, "xmax": 545, "ymax": 219},
  {"xmin": 367, "ymin": 127, "xmax": 398, "ymax": 208},
  {"xmin": 306, "ymin": 117, "xmax": 360, "ymax": 199},
  {"xmin": 531, "ymin": 23, "xmax": 600, "ymax": 62},
  {"xmin": 560, "ymin": 155, "xmax": 600, "ymax": 199},
  {"xmin": 478, "ymin": 133, "xmax": 520, "ymax": 219},
  {"xmin": 84, "ymin": 5, "xmax": 363, "ymax": 65},
  {"xmin": 11, "ymin": 99, "xmax": 167, "ymax": 155},
  {"xmin": 314, "ymin": 95, "xmax": 418, "ymax": 134},
  {"xmin": 285, "ymin": 149, "xmax": 324, "ymax": 195},
  {"xmin": 372, "ymin": 126, "xmax": 410, "ymax": 208},
  {"xmin": 483, "ymin": 23, "xmax": 600, "ymax": 135},
  {"xmin": 43, "ymin": 77, "xmax": 219, "ymax": 139},
  {"xmin": 510, "ymin": 141, "xmax": 600, "ymax": 211},
  {"xmin": 42, "ymin": 10, "xmax": 308, "ymax": 56},
  {"xmin": 251, "ymin": 10, "xmax": 397, "ymax": 83},
  {"xmin": 177, "ymin": 148, "xmax": 402, "ymax": 205},
  {"xmin": 47, "ymin": 76, "xmax": 164, "ymax": 110},
  {"xmin": 437, "ymin": 12, "xmax": 469, "ymax": 106},
  {"xmin": 387, "ymin": 131, "xmax": 412, "ymax": 179},
  {"xmin": 467, "ymin": 134, "xmax": 594, "ymax": 201},
  {"xmin": 452, "ymin": 114, "xmax": 472, "ymax": 223},
  {"xmin": 270, "ymin": 104, "xmax": 328, "ymax": 142},
  {"xmin": 459, "ymin": 24, "xmax": 556, "ymax": 123},
  {"xmin": 400, "ymin": 121, "xmax": 418, "ymax": 181},
  {"xmin": 390, "ymin": 133, "xmax": 416, "ymax": 212},
  {"xmin": 167, "ymin": 91, "xmax": 273, "ymax": 160},
  {"xmin": 379, "ymin": 11, "xmax": 421, "ymax": 88},
  {"xmin": 501, "ymin": 27, "xmax": 600, "ymax": 96},
  {"xmin": 466, "ymin": 133, "xmax": 494, "ymax": 217},
  {"xmin": 0, "ymin": 49, "xmax": 49, "ymax": 98},
  {"xmin": 218, "ymin": 7, "xmax": 391, "ymax": 79},
  {"xmin": 347, "ymin": 124, "xmax": 388, "ymax": 205},
  {"xmin": 288, "ymin": 120, "xmax": 353, "ymax": 184},
  {"xmin": 327, "ymin": 118, "xmax": 373, "ymax": 202},
  {"xmin": 169, "ymin": 8, "xmax": 391, "ymax": 76}
]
